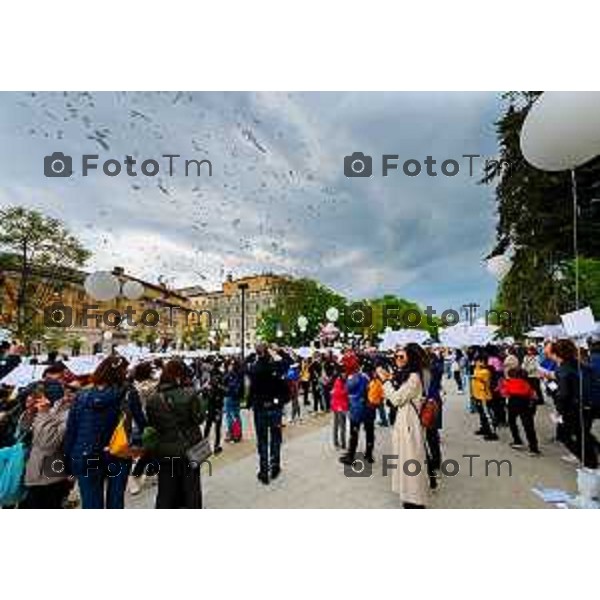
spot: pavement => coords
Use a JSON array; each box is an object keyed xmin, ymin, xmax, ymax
[{"xmin": 128, "ymin": 384, "xmax": 589, "ymax": 509}]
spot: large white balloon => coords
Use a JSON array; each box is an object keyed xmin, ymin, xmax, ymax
[
  {"xmin": 122, "ymin": 279, "xmax": 145, "ymax": 300},
  {"xmin": 84, "ymin": 271, "xmax": 120, "ymax": 301},
  {"xmin": 520, "ymin": 92, "xmax": 600, "ymax": 172},
  {"xmin": 486, "ymin": 254, "xmax": 511, "ymax": 279}
]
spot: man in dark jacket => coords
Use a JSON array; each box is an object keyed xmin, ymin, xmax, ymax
[
  {"xmin": 553, "ymin": 340, "xmax": 598, "ymax": 468},
  {"xmin": 248, "ymin": 344, "xmax": 284, "ymax": 484}
]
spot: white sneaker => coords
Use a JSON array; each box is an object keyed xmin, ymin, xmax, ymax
[{"xmin": 561, "ymin": 454, "xmax": 579, "ymax": 465}]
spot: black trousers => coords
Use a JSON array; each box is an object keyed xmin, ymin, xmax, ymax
[
  {"xmin": 132, "ymin": 454, "xmax": 161, "ymax": 477},
  {"xmin": 507, "ymin": 398, "xmax": 539, "ymax": 452},
  {"xmin": 475, "ymin": 400, "xmax": 493, "ymax": 434},
  {"xmin": 488, "ymin": 396, "xmax": 507, "ymax": 427},
  {"xmin": 155, "ymin": 459, "xmax": 202, "ymax": 509},
  {"xmin": 300, "ymin": 381, "xmax": 310, "ymax": 406},
  {"xmin": 311, "ymin": 380, "xmax": 323, "ymax": 412},
  {"xmin": 21, "ymin": 480, "xmax": 72, "ymax": 509},
  {"xmin": 348, "ymin": 413, "xmax": 375, "ymax": 459},
  {"xmin": 453, "ymin": 371, "xmax": 463, "ymax": 391},
  {"xmin": 560, "ymin": 408, "xmax": 598, "ymax": 469},
  {"xmin": 204, "ymin": 407, "xmax": 223, "ymax": 450},
  {"xmin": 425, "ymin": 427, "xmax": 442, "ymax": 474}
]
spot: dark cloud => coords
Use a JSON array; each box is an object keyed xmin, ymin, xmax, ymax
[{"xmin": 0, "ymin": 91, "xmax": 501, "ymax": 310}]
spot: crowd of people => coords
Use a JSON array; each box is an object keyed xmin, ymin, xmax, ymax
[{"xmin": 1, "ymin": 337, "xmax": 599, "ymax": 509}]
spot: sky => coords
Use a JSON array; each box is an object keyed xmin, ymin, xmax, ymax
[{"xmin": 0, "ymin": 91, "xmax": 503, "ymax": 315}]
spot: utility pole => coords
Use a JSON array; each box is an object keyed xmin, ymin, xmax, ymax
[{"xmin": 238, "ymin": 282, "xmax": 249, "ymax": 360}]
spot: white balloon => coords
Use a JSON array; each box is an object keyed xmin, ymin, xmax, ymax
[
  {"xmin": 122, "ymin": 279, "xmax": 145, "ymax": 300},
  {"xmin": 486, "ymin": 254, "xmax": 511, "ymax": 279},
  {"xmin": 520, "ymin": 92, "xmax": 600, "ymax": 172},
  {"xmin": 297, "ymin": 315, "xmax": 308, "ymax": 329},
  {"xmin": 84, "ymin": 271, "xmax": 120, "ymax": 301},
  {"xmin": 325, "ymin": 307, "xmax": 339, "ymax": 322}
]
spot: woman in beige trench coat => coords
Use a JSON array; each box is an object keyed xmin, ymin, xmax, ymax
[{"xmin": 378, "ymin": 346, "xmax": 429, "ymax": 508}]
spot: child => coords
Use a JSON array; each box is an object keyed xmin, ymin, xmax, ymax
[
  {"xmin": 331, "ymin": 372, "xmax": 348, "ymax": 449},
  {"xmin": 500, "ymin": 367, "xmax": 540, "ymax": 455}
]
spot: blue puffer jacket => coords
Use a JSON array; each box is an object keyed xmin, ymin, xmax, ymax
[
  {"xmin": 346, "ymin": 372, "xmax": 370, "ymax": 422},
  {"xmin": 64, "ymin": 385, "xmax": 146, "ymax": 474}
]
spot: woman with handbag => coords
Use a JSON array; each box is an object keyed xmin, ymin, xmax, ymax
[
  {"xmin": 64, "ymin": 356, "xmax": 145, "ymax": 509},
  {"xmin": 377, "ymin": 345, "xmax": 429, "ymax": 509},
  {"xmin": 145, "ymin": 359, "xmax": 206, "ymax": 509}
]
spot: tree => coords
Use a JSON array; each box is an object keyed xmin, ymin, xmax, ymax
[
  {"xmin": 0, "ymin": 206, "xmax": 91, "ymax": 344},
  {"xmin": 256, "ymin": 278, "xmax": 347, "ymax": 345},
  {"xmin": 482, "ymin": 92, "xmax": 600, "ymax": 335},
  {"xmin": 181, "ymin": 324, "xmax": 209, "ymax": 349}
]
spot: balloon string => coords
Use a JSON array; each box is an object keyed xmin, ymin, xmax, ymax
[{"xmin": 571, "ymin": 169, "xmax": 586, "ymax": 470}]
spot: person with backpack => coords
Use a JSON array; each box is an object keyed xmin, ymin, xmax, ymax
[
  {"xmin": 500, "ymin": 367, "xmax": 540, "ymax": 455},
  {"xmin": 145, "ymin": 359, "xmax": 206, "ymax": 509},
  {"xmin": 552, "ymin": 339, "xmax": 598, "ymax": 468},
  {"xmin": 331, "ymin": 372, "xmax": 349, "ymax": 449},
  {"xmin": 339, "ymin": 352, "xmax": 375, "ymax": 466}
]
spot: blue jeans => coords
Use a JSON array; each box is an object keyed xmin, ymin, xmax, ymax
[
  {"xmin": 72, "ymin": 455, "xmax": 131, "ymax": 509},
  {"xmin": 224, "ymin": 396, "xmax": 241, "ymax": 437},
  {"xmin": 253, "ymin": 406, "xmax": 282, "ymax": 475}
]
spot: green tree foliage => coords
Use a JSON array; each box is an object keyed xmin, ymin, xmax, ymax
[
  {"xmin": 256, "ymin": 280, "xmax": 441, "ymax": 345},
  {"xmin": 256, "ymin": 278, "xmax": 347, "ymax": 345},
  {"xmin": 483, "ymin": 92, "xmax": 600, "ymax": 335},
  {"xmin": 0, "ymin": 206, "xmax": 91, "ymax": 343}
]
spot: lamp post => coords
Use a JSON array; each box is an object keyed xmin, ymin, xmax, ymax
[{"xmin": 238, "ymin": 282, "xmax": 249, "ymax": 360}]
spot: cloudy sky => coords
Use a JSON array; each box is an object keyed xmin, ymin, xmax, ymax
[{"xmin": 0, "ymin": 91, "xmax": 503, "ymax": 314}]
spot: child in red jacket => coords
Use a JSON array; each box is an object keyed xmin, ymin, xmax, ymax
[
  {"xmin": 500, "ymin": 367, "xmax": 540, "ymax": 455},
  {"xmin": 331, "ymin": 373, "xmax": 349, "ymax": 449}
]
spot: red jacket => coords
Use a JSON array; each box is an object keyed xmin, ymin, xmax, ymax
[
  {"xmin": 500, "ymin": 377, "xmax": 535, "ymax": 399},
  {"xmin": 331, "ymin": 377, "xmax": 349, "ymax": 412}
]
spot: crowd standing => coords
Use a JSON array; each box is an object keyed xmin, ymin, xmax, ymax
[{"xmin": 1, "ymin": 337, "xmax": 599, "ymax": 509}]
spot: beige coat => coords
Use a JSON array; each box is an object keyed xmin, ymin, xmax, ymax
[{"xmin": 383, "ymin": 373, "xmax": 429, "ymax": 507}]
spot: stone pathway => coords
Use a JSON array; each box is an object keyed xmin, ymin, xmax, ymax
[{"xmin": 129, "ymin": 386, "xmax": 588, "ymax": 509}]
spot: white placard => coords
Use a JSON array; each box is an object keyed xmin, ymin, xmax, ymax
[{"xmin": 560, "ymin": 306, "xmax": 596, "ymax": 338}]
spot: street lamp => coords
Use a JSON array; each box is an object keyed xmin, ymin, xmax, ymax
[{"xmin": 238, "ymin": 282, "xmax": 249, "ymax": 360}]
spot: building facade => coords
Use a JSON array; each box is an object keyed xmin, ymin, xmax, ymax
[
  {"xmin": 0, "ymin": 261, "xmax": 193, "ymax": 355},
  {"xmin": 179, "ymin": 273, "xmax": 290, "ymax": 349}
]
